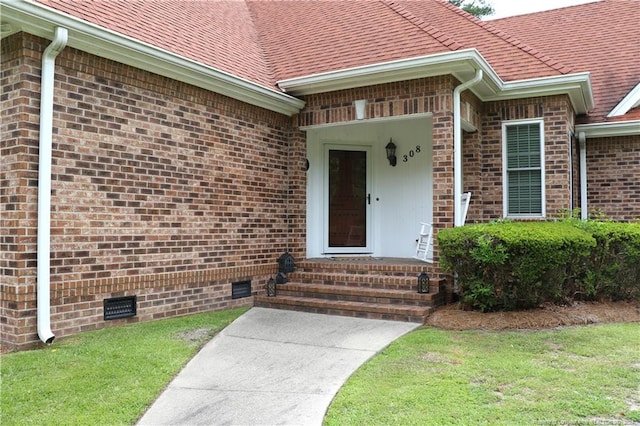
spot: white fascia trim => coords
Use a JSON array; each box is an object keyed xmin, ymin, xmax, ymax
[
  {"xmin": 1, "ymin": 1, "xmax": 305, "ymax": 116},
  {"xmin": 277, "ymin": 48, "xmax": 593, "ymax": 115},
  {"xmin": 277, "ymin": 48, "xmax": 503, "ymax": 96},
  {"xmin": 607, "ymin": 81, "xmax": 640, "ymax": 117},
  {"xmin": 485, "ymin": 72, "xmax": 594, "ymax": 115},
  {"xmin": 575, "ymin": 120, "xmax": 640, "ymax": 138}
]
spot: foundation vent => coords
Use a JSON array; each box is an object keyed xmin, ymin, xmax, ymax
[
  {"xmin": 232, "ymin": 280, "xmax": 252, "ymax": 299},
  {"xmin": 104, "ymin": 296, "xmax": 137, "ymax": 320}
]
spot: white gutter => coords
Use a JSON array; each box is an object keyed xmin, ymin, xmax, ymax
[
  {"xmin": 277, "ymin": 48, "xmax": 593, "ymax": 115},
  {"xmin": 453, "ymin": 69, "xmax": 483, "ymax": 227},
  {"xmin": 578, "ymin": 132, "xmax": 588, "ymax": 220},
  {"xmin": 37, "ymin": 26, "xmax": 67, "ymax": 345},
  {"xmin": 575, "ymin": 120, "xmax": 640, "ymax": 138},
  {"xmin": 2, "ymin": 1, "xmax": 305, "ymax": 116},
  {"xmin": 278, "ymin": 49, "xmax": 501, "ymax": 96}
]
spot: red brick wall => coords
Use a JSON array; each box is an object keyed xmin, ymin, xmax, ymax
[
  {"xmin": 1, "ymin": 33, "xmax": 291, "ymax": 350},
  {"xmin": 286, "ymin": 127, "xmax": 308, "ymax": 258},
  {"xmin": 586, "ymin": 135, "xmax": 640, "ymax": 221},
  {"xmin": 460, "ymin": 91, "xmax": 483, "ymax": 223},
  {"xmin": 479, "ymin": 96, "xmax": 575, "ymax": 220},
  {"xmin": 1, "ymin": 33, "xmax": 41, "ymax": 350}
]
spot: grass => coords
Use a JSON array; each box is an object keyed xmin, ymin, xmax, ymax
[
  {"xmin": 325, "ymin": 323, "xmax": 640, "ymax": 425},
  {"xmin": 1, "ymin": 307, "xmax": 248, "ymax": 426},
  {"xmin": 2, "ymin": 309, "xmax": 638, "ymax": 426}
]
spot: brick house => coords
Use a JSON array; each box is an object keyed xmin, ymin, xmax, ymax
[{"xmin": 1, "ymin": 0, "xmax": 638, "ymax": 351}]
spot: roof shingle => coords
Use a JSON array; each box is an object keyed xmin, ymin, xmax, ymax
[
  {"xmin": 490, "ymin": 0, "xmax": 640, "ymax": 122},
  {"xmin": 37, "ymin": 0, "xmax": 276, "ymax": 88},
  {"xmin": 31, "ymin": 0, "xmax": 639, "ymax": 122}
]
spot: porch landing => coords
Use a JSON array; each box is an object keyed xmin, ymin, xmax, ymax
[{"xmin": 254, "ymin": 257, "xmax": 446, "ymax": 323}]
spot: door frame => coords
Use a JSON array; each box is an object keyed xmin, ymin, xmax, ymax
[{"xmin": 323, "ymin": 143, "xmax": 373, "ymax": 254}]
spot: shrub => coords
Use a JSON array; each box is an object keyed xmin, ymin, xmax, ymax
[
  {"xmin": 578, "ymin": 221, "xmax": 640, "ymax": 300},
  {"xmin": 438, "ymin": 222, "xmax": 595, "ymax": 311}
]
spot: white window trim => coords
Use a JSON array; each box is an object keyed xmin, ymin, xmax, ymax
[{"xmin": 502, "ymin": 118, "xmax": 546, "ymax": 219}]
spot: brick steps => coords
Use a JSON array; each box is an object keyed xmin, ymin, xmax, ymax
[
  {"xmin": 276, "ymin": 283, "xmax": 438, "ymax": 305},
  {"xmin": 254, "ymin": 295, "xmax": 431, "ymax": 323},
  {"xmin": 254, "ymin": 258, "xmax": 443, "ymax": 323},
  {"xmin": 289, "ymin": 271, "xmax": 423, "ymax": 291}
]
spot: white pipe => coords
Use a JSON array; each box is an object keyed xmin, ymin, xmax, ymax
[
  {"xmin": 37, "ymin": 26, "xmax": 68, "ymax": 344},
  {"xmin": 578, "ymin": 132, "xmax": 588, "ymax": 220},
  {"xmin": 453, "ymin": 69, "xmax": 483, "ymax": 226}
]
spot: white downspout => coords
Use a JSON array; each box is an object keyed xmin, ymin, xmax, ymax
[
  {"xmin": 453, "ymin": 69, "xmax": 482, "ymax": 226},
  {"xmin": 578, "ymin": 132, "xmax": 588, "ymax": 220},
  {"xmin": 37, "ymin": 27, "xmax": 68, "ymax": 344}
]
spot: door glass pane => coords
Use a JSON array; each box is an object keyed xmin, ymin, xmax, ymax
[{"xmin": 328, "ymin": 150, "xmax": 367, "ymax": 247}]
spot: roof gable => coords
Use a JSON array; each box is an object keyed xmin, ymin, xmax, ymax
[
  {"xmin": 247, "ymin": 0, "xmax": 459, "ymax": 82},
  {"xmin": 248, "ymin": 0, "xmax": 570, "ymax": 83}
]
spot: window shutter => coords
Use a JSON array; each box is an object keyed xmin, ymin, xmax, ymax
[
  {"xmin": 506, "ymin": 123, "xmax": 543, "ymax": 216},
  {"xmin": 506, "ymin": 124, "xmax": 541, "ymax": 169}
]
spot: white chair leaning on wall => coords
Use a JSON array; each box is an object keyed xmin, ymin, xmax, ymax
[{"xmin": 414, "ymin": 192, "xmax": 471, "ymax": 263}]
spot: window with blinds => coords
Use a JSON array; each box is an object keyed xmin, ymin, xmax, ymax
[{"xmin": 503, "ymin": 120, "xmax": 545, "ymax": 217}]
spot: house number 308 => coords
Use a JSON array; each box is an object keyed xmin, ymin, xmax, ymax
[{"xmin": 402, "ymin": 145, "xmax": 421, "ymax": 163}]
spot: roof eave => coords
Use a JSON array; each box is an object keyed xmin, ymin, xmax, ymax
[
  {"xmin": 485, "ymin": 72, "xmax": 594, "ymax": 115},
  {"xmin": 607, "ymin": 81, "xmax": 640, "ymax": 118},
  {"xmin": 1, "ymin": 0, "xmax": 305, "ymax": 116},
  {"xmin": 277, "ymin": 49, "xmax": 593, "ymax": 115},
  {"xmin": 576, "ymin": 120, "xmax": 640, "ymax": 138},
  {"xmin": 277, "ymin": 49, "xmax": 502, "ymax": 96}
]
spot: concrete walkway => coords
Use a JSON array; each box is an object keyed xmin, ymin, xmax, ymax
[{"xmin": 138, "ymin": 307, "xmax": 420, "ymax": 425}]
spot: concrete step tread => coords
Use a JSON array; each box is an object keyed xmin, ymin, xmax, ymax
[
  {"xmin": 278, "ymin": 282, "xmax": 438, "ymax": 301},
  {"xmin": 255, "ymin": 295, "xmax": 430, "ymax": 316}
]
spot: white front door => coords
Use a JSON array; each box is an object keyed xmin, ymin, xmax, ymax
[{"xmin": 323, "ymin": 145, "xmax": 372, "ymax": 254}]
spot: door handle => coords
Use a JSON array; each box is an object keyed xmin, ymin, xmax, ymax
[{"xmin": 367, "ymin": 193, "xmax": 371, "ymax": 205}]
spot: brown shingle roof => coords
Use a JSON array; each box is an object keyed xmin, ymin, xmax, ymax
[
  {"xmin": 247, "ymin": 0, "xmax": 568, "ymax": 82},
  {"xmin": 35, "ymin": 0, "xmax": 570, "ymax": 86},
  {"xmin": 246, "ymin": 0, "xmax": 460, "ymax": 81},
  {"xmin": 37, "ymin": 0, "xmax": 276, "ymax": 88},
  {"xmin": 490, "ymin": 0, "xmax": 640, "ymax": 122},
  {"xmin": 32, "ymin": 0, "xmax": 638, "ymax": 123},
  {"xmin": 394, "ymin": 0, "xmax": 571, "ymax": 80}
]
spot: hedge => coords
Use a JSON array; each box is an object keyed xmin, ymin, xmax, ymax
[{"xmin": 437, "ymin": 221, "xmax": 640, "ymax": 312}]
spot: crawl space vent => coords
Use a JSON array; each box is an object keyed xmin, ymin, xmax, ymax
[
  {"xmin": 104, "ymin": 296, "xmax": 137, "ymax": 320},
  {"xmin": 232, "ymin": 280, "xmax": 252, "ymax": 299}
]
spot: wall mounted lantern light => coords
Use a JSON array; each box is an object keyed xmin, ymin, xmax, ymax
[{"xmin": 385, "ymin": 139, "xmax": 397, "ymax": 167}]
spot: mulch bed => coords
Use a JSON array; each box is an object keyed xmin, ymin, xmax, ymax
[{"xmin": 426, "ymin": 301, "xmax": 640, "ymax": 330}]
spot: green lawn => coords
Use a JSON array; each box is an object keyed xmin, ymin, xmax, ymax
[
  {"xmin": 325, "ymin": 323, "xmax": 640, "ymax": 425},
  {"xmin": 1, "ymin": 307, "xmax": 248, "ymax": 425},
  {"xmin": 2, "ymin": 309, "xmax": 638, "ymax": 426}
]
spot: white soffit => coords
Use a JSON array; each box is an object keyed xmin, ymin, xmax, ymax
[
  {"xmin": 608, "ymin": 81, "xmax": 640, "ymax": 117},
  {"xmin": 1, "ymin": 1, "xmax": 305, "ymax": 116}
]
